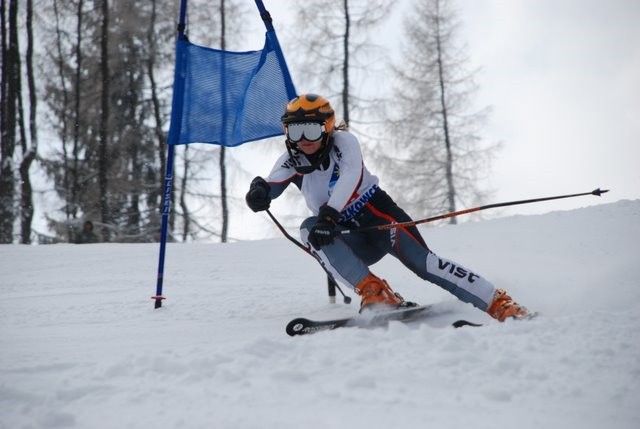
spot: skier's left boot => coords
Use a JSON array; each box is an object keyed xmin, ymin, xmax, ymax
[{"xmin": 486, "ymin": 289, "xmax": 531, "ymax": 322}]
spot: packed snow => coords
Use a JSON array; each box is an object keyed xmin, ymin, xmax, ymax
[{"xmin": 1, "ymin": 199, "xmax": 639, "ymax": 429}]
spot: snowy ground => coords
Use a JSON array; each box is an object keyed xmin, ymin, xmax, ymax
[{"xmin": 1, "ymin": 200, "xmax": 639, "ymax": 429}]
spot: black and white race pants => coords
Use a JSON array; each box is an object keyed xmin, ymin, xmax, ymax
[{"xmin": 300, "ymin": 188, "xmax": 496, "ymax": 311}]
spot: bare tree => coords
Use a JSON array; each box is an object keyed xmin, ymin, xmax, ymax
[
  {"xmin": 381, "ymin": 0, "xmax": 497, "ymax": 222},
  {"xmin": 146, "ymin": 0, "xmax": 168, "ymax": 238},
  {"xmin": 18, "ymin": 0, "xmax": 37, "ymax": 243},
  {"xmin": 0, "ymin": 0, "xmax": 20, "ymax": 243},
  {"xmin": 52, "ymin": 0, "xmax": 73, "ymax": 241},
  {"xmin": 71, "ymin": 0, "xmax": 83, "ymax": 222},
  {"xmin": 218, "ymin": 0, "xmax": 229, "ymax": 243},
  {"xmin": 287, "ymin": 0, "xmax": 391, "ymax": 127},
  {"xmin": 98, "ymin": 0, "xmax": 110, "ymax": 239},
  {"xmin": 0, "ymin": 0, "xmax": 38, "ymax": 244}
]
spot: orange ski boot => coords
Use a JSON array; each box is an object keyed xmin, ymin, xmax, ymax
[
  {"xmin": 487, "ymin": 289, "xmax": 532, "ymax": 322},
  {"xmin": 354, "ymin": 273, "xmax": 404, "ymax": 312}
]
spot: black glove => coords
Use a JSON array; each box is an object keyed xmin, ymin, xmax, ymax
[
  {"xmin": 246, "ymin": 177, "xmax": 271, "ymax": 212},
  {"xmin": 308, "ymin": 205, "xmax": 341, "ymax": 249}
]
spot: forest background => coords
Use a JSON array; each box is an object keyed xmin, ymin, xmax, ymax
[{"xmin": 1, "ymin": 0, "xmax": 638, "ymax": 245}]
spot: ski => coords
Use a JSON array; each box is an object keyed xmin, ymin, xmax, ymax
[
  {"xmin": 286, "ymin": 305, "xmax": 480, "ymax": 336},
  {"xmin": 451, "ymin": 312, "xmax": 539, "ymax": 328}
]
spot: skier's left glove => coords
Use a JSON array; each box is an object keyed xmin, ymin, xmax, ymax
[
  {"xmin": 308, "ymin": 205, "xmax": 341, "ymax": 249},
  {"xmin": 245, "ymin": 177, "xmax": 271, "ymax": 212}
]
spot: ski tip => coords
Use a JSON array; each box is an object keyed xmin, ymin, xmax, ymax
[
  {"xmin": 592, "ymin": 188, "xmax": 609, "ymax": 196},
  {"xmin": 286, "ymin": 318, "xmax": 309, "ymax": 336}
]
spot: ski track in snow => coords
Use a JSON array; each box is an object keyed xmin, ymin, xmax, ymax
[{"xmin": 1, "ymin": 200, "xmax": 639, "ymax": 429}]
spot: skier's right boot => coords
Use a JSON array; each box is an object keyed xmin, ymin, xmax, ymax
[
  {"xmin": 354, "ymin": 273, "xmax": 404, "ymax": 313},
  {"xmin": 486, "ymin": 288, "xmax": 532, "ymax": 322}
]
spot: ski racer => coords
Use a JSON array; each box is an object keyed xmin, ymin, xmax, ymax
[{"xmin": 246, "ymin": 93, "xmax": 531, "ymax": 322}]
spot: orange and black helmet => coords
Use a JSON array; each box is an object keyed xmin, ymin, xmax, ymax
[{"xmin": 281, "ymin": 94, "xmax": 336, "ymax": 133}]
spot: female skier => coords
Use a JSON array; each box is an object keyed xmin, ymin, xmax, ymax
[{"xmin": 246, "ymin": 94, "xmax": 530, "ymax": 322}]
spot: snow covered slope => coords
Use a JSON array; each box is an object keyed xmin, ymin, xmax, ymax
[{"xmin": 1, "ymin": 200, "xmax": 639, "ymax": 429}]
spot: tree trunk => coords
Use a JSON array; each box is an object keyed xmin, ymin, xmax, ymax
[
  {"xmin": 72, "ymin": 0, "xmax": 83, "ymax": 221},
  {"xmin": 434, "ymin": 0, "xmax": 457, "ymax": 223},
  {"xmin": 99, "ymin": 0, "xmax": 110, "ymax": 240},
  {"xmin": 147, "ymin": 0, "xmax": 166, "ymax": 233},
  {"xmin": 180, "ymin": 146, "xmax": 190, "ymax": 242},
  {"xmin": 53, "ymin": 0, "xmax": 73, "ymax": 241},
  {"xmin": 219, "ymin": 147, "xmax": 228, "ymax": 242},
  {"xmin": 341, "ymin": 0, "xmax": 350, "ymax": 124},
  {"xmin": 0, "ymin": 0, "xmax": 20, "ymax": 243},
  {"xmin": 219, "ymin": 0, "xmax": 228, "ymax": 242},
  {"xmin": 19, "ymin": 0, "xmax": 37, "ymax": 244},
  {"xmin": 127, "ymin": 73, "xmax": 141, "ymax": 237}
]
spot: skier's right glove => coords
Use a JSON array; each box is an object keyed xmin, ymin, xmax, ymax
[
  {"xmin": 245, "ymin": 177, "xmax": 271, "ymax": 212},
  {"xmin": 308, "ymin": 205, "xmax": 341, "ymax": 249}
]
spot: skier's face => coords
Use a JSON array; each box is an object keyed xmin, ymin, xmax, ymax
[
  {"xmin": 285, "ymin": 122, "xmax": 325, "ymax": 155},
  {"xmin": 297, "ymin": 138, "xmax": 323, "ymax": 155}
]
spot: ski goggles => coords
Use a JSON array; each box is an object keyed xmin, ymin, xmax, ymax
[{"xmin": 285, "ymin": 122, "xmax": 324, "ymax": 143}]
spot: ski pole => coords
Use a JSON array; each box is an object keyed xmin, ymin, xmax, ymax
[
  {"xmin": 342, "ymin": 187, "xmax": 609, "ymax": 234},
  {"xmin": 265, "ymin": 209, "xmax": 352, "ymax": 304}
]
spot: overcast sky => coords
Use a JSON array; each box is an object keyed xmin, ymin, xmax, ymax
[{"xmin": 253, "ymin": 0, "xmax": 640, "ymax": 218}]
